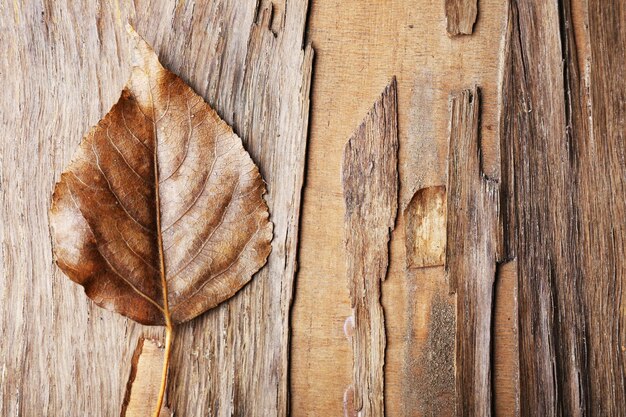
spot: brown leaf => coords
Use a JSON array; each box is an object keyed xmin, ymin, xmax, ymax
[{"xmin": 50, "ymin": 27, "xmax": 272, "ymax": 325}]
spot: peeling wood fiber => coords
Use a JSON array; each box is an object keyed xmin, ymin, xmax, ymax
[
  {"xmin": 342, "ymin": 79, "xmax": 399, "ymax": 416},
  {"xmin": 445, "ymin": 0, "xmax": 478, "ymax": 35},
  {"xmin": 446, "ymin": 86, "xmax": 498, "ymax": 417},
  {"xmin": 0, "ymin": 1, "xmax": 312, "ymax": 416},
  {"xmin": 499, "ymin": 0, "xmax": 626, "ymax": 415}
]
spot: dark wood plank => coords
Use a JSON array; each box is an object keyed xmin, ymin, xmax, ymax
[
  {"xmin": 581, "ymin": 0, "xmax": 626, "ymax": 413},
  {"xmin": 499, "ymin": 0, "xmax": 626, "ymax": 414}
]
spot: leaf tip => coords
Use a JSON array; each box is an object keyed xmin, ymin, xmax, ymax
[
  {"xmin": 125, "ymin": 25, "xmax": 163, "ymax": 77},
  {"xmin": 125, "ymin": 22, "xmax": 136, "ymax": 36}
]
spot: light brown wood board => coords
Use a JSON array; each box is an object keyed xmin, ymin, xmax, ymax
[{"xmin": 292, "ymin": 0, "xmax": 508, "ymax": 415}]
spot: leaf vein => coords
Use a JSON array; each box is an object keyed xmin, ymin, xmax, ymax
[
  {"xmin": 66, "ymin": 183, "xmax": 164, "ymax": 313},
  {"xmin": 91, "ymin": 140, "xmax": 155, "ymax": 235}
]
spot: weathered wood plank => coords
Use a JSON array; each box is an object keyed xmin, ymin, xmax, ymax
[
  {"xmin": 499, "ymin": 4, "xmax": 582, "ymax": 413},
  {"xmin": 401, "ymin": 267, "xmax": 456, "ymax": 417},
  {"xmin": 493, "ymin": 261, "xmax": 519, "ymax": 417},
  {"xmin": 446, "ymin": 86, "xmax": 498, "ymax": 417},
  {"xmin": 0, "ymin": 1, "xmax": 311, "ymax": 416},
  {"xmin": 581, "ymin": 1, "xmax": 626, "ymax": 413},
  {"xmin": 499, "ymin": 0, "xmax": 626, "ymax": 414},
  {"xmin": 341, "ymin": 79, "xmax": 398, "ymax": 416}
]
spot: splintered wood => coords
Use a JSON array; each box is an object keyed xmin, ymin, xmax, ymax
[
  {"xmin": 341, "ymin": 79, "xmax": 398, "ymax": 416},
  {"xmin": 5, "ymin": 1, "xmax": 626, "ymax": 416},
  {"xmin": 445, "ymin": 0, "xmax": 478, "ymax": 35},
  {"xmin": 446, "ymin": 87, "xmax": 498, "ymax": 417}
]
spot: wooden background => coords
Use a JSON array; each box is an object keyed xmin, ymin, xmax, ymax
[{"xmin": 2, "ymin": 0, "xmax": 624, "ymax": 416}]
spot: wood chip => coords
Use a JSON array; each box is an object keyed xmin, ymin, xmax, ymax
[{"xmin": 445, "ymin": 0, "xmax": 478, "ymax": 35}]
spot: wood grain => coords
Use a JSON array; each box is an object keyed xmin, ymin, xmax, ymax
[
  {"xmin": 499, "ymin": 0, "xmax": 626, "ymax": 414},
  {"xmin": 446, "ymin": 87, "xmax": 498, "ymax": 417},
  {"xmin": 401, "ymin": 267, "xmax": 456, "ymax": 417},
  {"xmin": 11, "ymin": 0, "xmax": 626, "ymax": 416},
  {"xmin": 341, "ymin": 79, "xmax": 398, "ymax": 417},
  {"xmin": 446, "ymin": 0, "xmax": 478, "ymax": 35},
  {"xmin": 582, "ymin": 0, "xmax": 626, "ymax": 413},
  {"xmin": 493, "ymin": 261, "xmax": 519, "ymax": 417},
  {"xmin": 0, "ymin": 1, "xmax": 311, "ymax": 416}
]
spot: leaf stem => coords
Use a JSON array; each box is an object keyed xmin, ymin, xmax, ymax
[
  {"xmin": 148, "ymin": 61, "xmax": 174, "ymax": 417},
  {"xmin": 153, "ymin": 323, "xmax": 173, "ymax": 417}
]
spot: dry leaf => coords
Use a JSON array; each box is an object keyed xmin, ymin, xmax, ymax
[{"xmin": 49, "ymin": 27, "xmax": 273, "ymax": 326}]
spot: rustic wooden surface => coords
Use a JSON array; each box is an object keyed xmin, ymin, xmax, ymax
[
  {"xmin": 500, "ymin": 0, "xmax": 626, "ymax": 414},
  {"xmin": 0, "ymin": 1, "xmax": 311, "ymax": 416},
  {"xmin": 493, "ymin": 261, "xmax": 519, "ymax": 417},
  {"xmin": 342, "ymin": 80, "xmax": 398, "ymax": 417},
  {"xmin": 3, "ymin": 0, "xmax": 625, "ymax": 416},
  {"xmin": 122, "ymin": 338, "xmax": 172, "ymax": 417},
  {"xmin": 445, "ymin": 0, "xmax": 478, "ymax": 35},
  {"xmin": 404, "ymin": 186, "xmax": 446, "ymax": 269},
  {"xmin": 292, "ymin": 0, "xmax": 507, "ymax": 415}
]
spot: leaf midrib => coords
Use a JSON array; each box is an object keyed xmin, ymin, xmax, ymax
[{"xmin": 145, "ymin": 72, "xmax": 173, "ymax": 328}]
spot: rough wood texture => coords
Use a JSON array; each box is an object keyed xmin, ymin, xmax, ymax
[
  {"xmin": 122, "ymin": 338, "xmax": 172, "ymax": 417},
  {"xmin": 291, "ymin": 1, "xmax": 507, "ymax": 415},
  {"xmin": 403, "ymin": 267, "xmax": 456, "ymax": 416},
  {"xmin": 446, "ymin": 0, "xmax": 478, "ymax": 35},
  {"xmin": 404, "ymin": 186, "xmax": 446, "ymax": 268},
  {"xmin": 446, "ymin": 87, "xmax": 498, "ymax": 417},
  {"xmin": 493, "ymin": 261, "xmax": 519, "ymax": 417},
  {"xmin": 12, "ymin": 0, "xmax": 626, "ymax": 415},
  {"xmin": 341, "ymin": 79, "xmax": 398, "ymax": 417},
  {"xmin": 0, "ymin": 1, "xmax": 311, "ymax": 416},
  {"xmin": 500, "ymin": 0, "xmax": 626, "ymax": 414}
]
